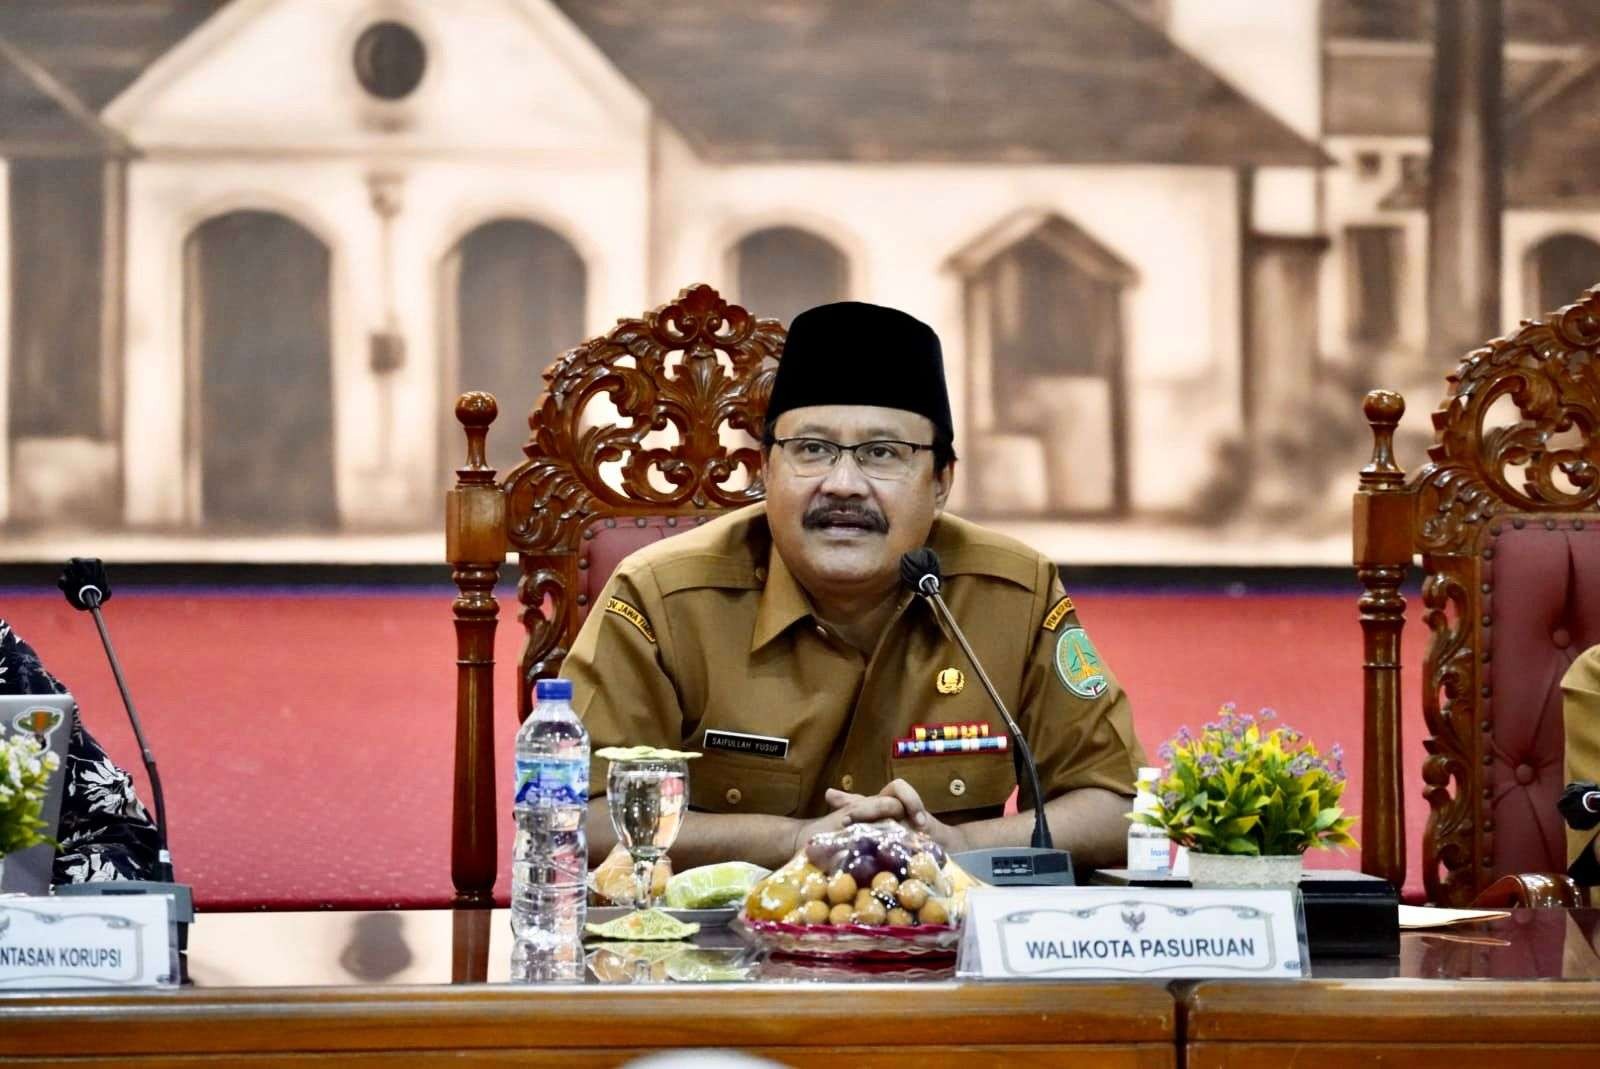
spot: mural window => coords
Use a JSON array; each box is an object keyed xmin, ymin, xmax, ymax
[
  {"xmin": 353, "ymin": 21, "xmax": 427, "ymax": 101},
  {"xmin": 954, "ymin": 213, "xmax": 1135, "ymax": 518},
  {"xmin": 442, "ymin": 219, "xmax": 586, "ymax": 476},
  {"xmin": 1345, "ymin": 225, "xmax": 1402, "ymax": 348},
  {"xmin": 1526, "ymin": 233, "xmax": 1600, "ymax": 316},
  {"xmin": 185, "ymin": 211, "xmax": 336, "ymax": 530},
  {"xmin": 732, "ymin": 226, "xmax": 848, "ymax": 325},
  {"xmin": 8, "ymin": 160, "xmax": 106, "ymax": 438}
]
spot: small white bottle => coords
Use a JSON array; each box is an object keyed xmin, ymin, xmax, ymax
[{"xmin": 1126, "ymin": 766, "xmax": 1170, "ymax": 873}]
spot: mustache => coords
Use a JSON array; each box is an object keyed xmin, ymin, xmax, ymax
[{"xmin": 802, "ymin": 500, "xmax": 889, "ymax": 533}]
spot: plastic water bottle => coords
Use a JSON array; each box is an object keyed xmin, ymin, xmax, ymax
[
  {"xmin": 510, "ymin": 678, "xmax": 589, "ymax": 981},
  {"xmin": 1126, "ymin": 766, "xmax": 1170, "ymax": 873}
]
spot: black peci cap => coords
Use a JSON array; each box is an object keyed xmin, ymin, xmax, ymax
[{"xmin": 767, "ymin": 301, "xmax": 953, "ymax": 443}]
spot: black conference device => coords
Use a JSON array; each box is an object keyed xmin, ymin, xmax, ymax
[{"xmin": 899, "ymin": 548, "xmax": 1073, "ymax": 886}]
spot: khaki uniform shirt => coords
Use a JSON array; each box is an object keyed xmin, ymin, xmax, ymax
[{"xmin": 565, "ymin": 504, "xmax": 1144, "ymax": 821}]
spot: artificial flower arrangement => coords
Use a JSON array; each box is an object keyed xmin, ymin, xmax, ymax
[
  {"xmin": 0, "ymin": 732, "xmax": 60, "ymax": 858},
  {"xmin": 1132, "ymin": 704, "xmax": 1357, "ymax": 856}
]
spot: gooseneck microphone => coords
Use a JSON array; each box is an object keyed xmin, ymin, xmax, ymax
[
  {"xmin": 58, "ymin": 558, "xmax": 172, "ymax": 879},
  {"xmin": 56, "ymin": 558, "xmax": 193, "ymax": 951},
  {"xmin": 900, "ymin": 548, "xmax": 1073, "ymax": 885}
]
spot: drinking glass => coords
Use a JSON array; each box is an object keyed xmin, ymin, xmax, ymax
[{"xmin": 606, "ymin": 755, "xmax": 689, "ymax": 909}]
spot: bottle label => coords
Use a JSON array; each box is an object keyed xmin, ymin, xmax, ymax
[
  {"xmin": 1127, "ymin": 834, "xmax": 1171, "ymax": 872},
  {"xmin": 515, "ymin": 756, "xmax": 589, "ymax": 806}
]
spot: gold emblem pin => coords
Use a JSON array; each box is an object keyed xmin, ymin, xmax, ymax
[{"xmin": 936, "ymin": 667, "xmax": 966, "ymax": 695}]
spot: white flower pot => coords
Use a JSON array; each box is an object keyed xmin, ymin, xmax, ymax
[{"xmin": 1186, "ymin": 852, "xmax": 1303, "ymax": 889}]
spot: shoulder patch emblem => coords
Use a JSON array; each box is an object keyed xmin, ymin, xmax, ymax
[
  {"xmin": 1054, "ymin": 626, "xmax": 1108, "ymax": 699},
  {"xmin": 1042, "ymin": 595, "xmax": 1075, "ymax": 632},
  {"xmin": 605, "ymin": 597, "xmax": 656, "ymax": 644}
]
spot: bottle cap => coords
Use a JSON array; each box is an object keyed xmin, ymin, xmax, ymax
[{"xmin": 535, "ymin": 679, "xmax": 574, "ymax": 701}]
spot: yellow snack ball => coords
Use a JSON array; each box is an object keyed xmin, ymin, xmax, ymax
[
  {"xmin": 749, "ymin": 879, "xmax": 801, "ymax": 922},
  {"xmin": 781, "ymin": 909, "xmax": 803, "ymax": 925},
  {"xmin": 826, "ymin": 871, "xmax": 857, "ymax": 905},
  {"xmin": 870, "ymin": 872, "xmax": 900, "ymax": 896},
  {"xmin": 854, "ymin": 899, "xmax": 888, "ymax": 926},
  {"xmin": 854, "ymin": 888, "xmax": 877, "ymax": 912},
  {"xmin": 896, "ymin": 878, "xmax": 930, "ymax": 912},
  {"xmin": 828, "ymin": 902, "xmax": 854, "ymax": 925},
  {"xmin": 906, "ymin": 852, "xmax": 941, "ymax": 886},
  {"xmin": 886, "ymin": 907, "xmax": 915, "ymax": 927},
  {"xmin": 800, "ymin": 871, "xmax": 829, "ymax": 902},
  {"xmin": 917, "ymin": 898, "xmax": 950, "ymax": 926},
  {"xmin": 800, "ymin": 899, "xmax": 831, "ymax": 925}
]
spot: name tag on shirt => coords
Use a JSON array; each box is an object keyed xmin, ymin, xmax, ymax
[{"xmin": 703, "ymin": 729, "xmax": 789, "ymax": 760}]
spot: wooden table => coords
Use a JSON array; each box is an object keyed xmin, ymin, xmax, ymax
[
  {"xmin": 7, "ymin": 907, "xmax": 1600, "ymax": 1067},
  {"xmin": 0, "ymin": 907, "xmax": 1178, "ymax": 1067},
  {"xmin": 1184, "ymin": 909, "xmax": 1600, "ymax": 1068}
]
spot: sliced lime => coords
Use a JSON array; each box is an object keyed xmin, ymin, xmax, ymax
[{"xmin": 664, "ymin": 861, "xmax": 770, "ymax": 909}]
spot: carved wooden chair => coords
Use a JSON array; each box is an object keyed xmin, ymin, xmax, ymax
[
  {"xmin": 445, "ymin": 284, "xmax": 784, "ymax": 905},
  {"xmin": 1355, "ymin": 287, "xmax": 1600, "ymax": 907}
]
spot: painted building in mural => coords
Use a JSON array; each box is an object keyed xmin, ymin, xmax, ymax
[
  {"xmin": 0, "ymin": 0, "xmax": 1327, "ymax": 539},
  {"xmin": 3, "ymin": 0, "xmax": 1595, "ymax": 551}
]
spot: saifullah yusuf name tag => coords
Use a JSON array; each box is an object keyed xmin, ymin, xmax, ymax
[
  {"xmin": 0, "ymin": 895, "xmax": 177, "ymax": 988},
  {"xmin": 702, "ymin": 729, "xmax": 789, "ymax": 760},
  {"xmin": 956, "ymin": 887, "xmax": 1308, "ymax": 979}
]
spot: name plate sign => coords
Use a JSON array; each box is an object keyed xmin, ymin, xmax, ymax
[
  {"xmin": 0, "ymin": 895, "xmax": 177, "ymax": 989},
  {"xmin": 956, "ymin": 886, "xmax": 1308, "ymax": 979}
]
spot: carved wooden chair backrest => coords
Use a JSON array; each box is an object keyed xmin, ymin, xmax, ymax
[
  {"xmin": 446, "ymin": 284, "xmax": 785, "ymax": 903},
  {"xmin": 1356, "ymin": 287, "xmax": 1600, "ymax": 906}
]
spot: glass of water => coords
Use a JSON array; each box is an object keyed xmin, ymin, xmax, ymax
[{"xmin": 606, "ymin": 755, "xmax": 689, "ymax": 910}]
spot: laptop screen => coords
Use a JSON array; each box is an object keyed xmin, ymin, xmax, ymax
[{"xmin": 0, "ymin": 694, "xmax": 74, "ymax": 895}]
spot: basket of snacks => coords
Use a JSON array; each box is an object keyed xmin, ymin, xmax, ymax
[{"xmin": 731, "ymin": 822, "xmax": 979, "ymax": 961}]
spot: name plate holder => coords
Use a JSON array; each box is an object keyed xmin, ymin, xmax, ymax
[
  {"xmin": 0, "ymin": 895, "xmax": 178, "ymax": 989},
  {"xmin": 956, "ymin": 886, "xmax": 1310, "ymax": 979}
]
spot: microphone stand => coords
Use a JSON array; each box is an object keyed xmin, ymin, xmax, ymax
[
  {"xmin": 916, "ymin": 575, "xmax": 1053, "ymax": 852},
  {"xmin": 53, "ymin": 560, "xmax": 194, "ymax": 960},
  {"xmin": 905, "ymin": 555, "xmax": 1073, "ymax": 886},
  {"xmin": 82, "ymin": 594, "xmax": 172, "ymax": 882}
]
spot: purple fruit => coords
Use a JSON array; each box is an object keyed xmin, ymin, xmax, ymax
[
  {"xmin": 805, "ymin": 838, "xmax": 837, "ymax": 868},
  {"xmin": 845, "ymin": 852, "xmax": 879, "ymax": 886},
  {"xmin": 876, "ymin": 841, "xmax": 911, "ymax": 877},
  {"xmin": 852, "ymin": 834, "xmax": 879, "ymax": 857}
]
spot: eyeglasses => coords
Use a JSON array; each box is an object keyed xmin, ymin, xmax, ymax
[{"xmin": 770, "ymin": 436, "xmax": 936, "ymax": 480}]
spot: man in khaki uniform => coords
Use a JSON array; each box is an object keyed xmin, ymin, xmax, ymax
[{"xmin": 566, "ymin": 301, "xmax": 1144, "ymax": 870}]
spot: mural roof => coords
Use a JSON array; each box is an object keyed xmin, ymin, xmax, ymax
[
  {"xmin": 0, "ymin": 0, "xmax": 228, "ymax": 110},
  {"xmin": 553, "ymin": 0, "xmax": 1327, "ymax": 166},
  {"xmin": 1324, "ymin": 0, "xmax": 1600, "ymax": 44},
  {"xmin": 0, "ymin": 0, "xmax": 223, "ymax": 152}
]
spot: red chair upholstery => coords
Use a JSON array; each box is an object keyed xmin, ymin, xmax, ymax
[
  {"xmin": 1355, "ymin": 287, "xmax": 1600, "ymax": 906},
  {"xmin": 445, "ymin": 284, "xmax": 784, "ymax": 904},
  {"xmin": 1483, "ymin": 526, "xmax": 1600, "ymax": 880}
]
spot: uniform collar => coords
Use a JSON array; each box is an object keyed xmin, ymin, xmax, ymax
[
  {"xmin": 751, "ymin": 540, "xmax": 937, "ymax": 653},
  {"xmin": 751, "ymin": 544, "xmax": 815, "ymax": 652}
]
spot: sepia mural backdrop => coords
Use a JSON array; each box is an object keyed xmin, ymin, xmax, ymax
[{"xmin": 1, "ymin": 0, "xmax": 1595, "ymax": 564}]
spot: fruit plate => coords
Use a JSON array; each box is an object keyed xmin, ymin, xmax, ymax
[
  {"xmin": 588, "ymin": 905, "xmax": 737, "ymax": 929},
  {"xmin": 731, "ymin": 915, "xmax": 960, "ymax": 961}
]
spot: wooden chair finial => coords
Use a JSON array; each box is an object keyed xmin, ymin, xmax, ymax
[
  {"xmin": 455, "ymin": 391, "xmax": 499, "ymax": 480},
  {"xmin": 1360, "ymin": 389, "xmax": 1406, "ymax": 488}
]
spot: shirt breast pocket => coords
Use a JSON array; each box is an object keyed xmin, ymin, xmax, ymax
[
  {"xmin": 887, "ymin": 752, "xmax": 1016, "ymax": 816},
  {"xmin": 689, "ymin": 752, "xmax": 803, "ymax": 817}
]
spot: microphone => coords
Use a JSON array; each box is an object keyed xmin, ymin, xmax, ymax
[
  {"xmin": 899, "ymin": 548, "xmax": 1072, "ymax": 885},
  {"xmin": 54, "ymin": 558, "xmax": 193, "ymax": 950},
  {"xmin": 1559, "ymin": 781, "xmax": 1600, "ymax": 832}
]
